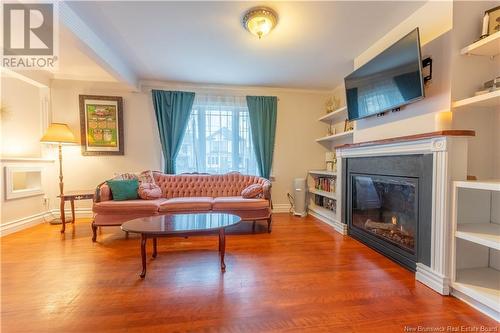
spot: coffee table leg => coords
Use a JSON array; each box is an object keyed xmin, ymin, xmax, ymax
[
  {"xmin": 219, "ymin": 228, "xmax": 226, "ymax": 272},
  {"xmin": 140, "ymin": 234, "xmax": 147, "ymax": 278},
  {"xmin": 152, "ymin": 238, "xmax": 157, "ymax": 258}
]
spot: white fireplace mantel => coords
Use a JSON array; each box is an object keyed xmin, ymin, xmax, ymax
[{"xmin": 336, "ymin": 131, "xmax": 473, "ymax": 295}]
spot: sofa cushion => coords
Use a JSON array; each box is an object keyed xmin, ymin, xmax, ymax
[
  {"xmin": 212, "ymin": 196, "xmax": 269, "ymax": 211},
  {"xmin": 138, "ymin": 183, "xmax": 162, "ymax": 200},
  {"xmin": 93, "ymin": 198, "xmax": 166, "ymax": 214},
  {"xmin": 107, "ymin": 179, "xmax": 139, "ymax": 201},
  {"xmin": 241, "ymin": 184, "xmax": 263, "ymax": 198},
  {"xmin": 159, "ymin": 197, "xmax": 213, "ymax": 212}
]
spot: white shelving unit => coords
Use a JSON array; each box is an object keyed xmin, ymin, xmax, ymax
[
  {"xmin": 311, "ymin": 103, "xmax": 351, "ymax": 235},
  {"xmin": 451, "ymin": 180, "xmax": 500, "ymax": 320},
  {"xmin": 307, "ymin": 170, "xmax": 346, "ymax": 235},
  {"xmin": 460, "ymin": 31, "xmax": 500, "ymax": 57}
]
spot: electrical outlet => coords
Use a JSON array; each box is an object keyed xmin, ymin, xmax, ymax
[{"xmin": 42, "ymin": 196, "xmax": 49, "ymax": 207}]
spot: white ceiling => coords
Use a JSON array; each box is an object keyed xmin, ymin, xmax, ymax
[
  {"xmin": 55, "ymin": 27, "xmax": 116, "ymax": 82},
  {"xmin": 66, "ymin": 1, "xmax": 426, "ymax": 90}
]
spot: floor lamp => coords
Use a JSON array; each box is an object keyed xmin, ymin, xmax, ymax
[{"xmin": 41, "ymin": 123, "xmax": 78, "ymax": 224}]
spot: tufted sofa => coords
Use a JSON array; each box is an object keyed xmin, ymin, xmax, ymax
[{"xmin": 91, "ymin": 171, "xmax": 272, "ymax": 241}]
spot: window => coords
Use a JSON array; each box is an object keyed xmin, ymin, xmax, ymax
[{"xmin": 176, "ymin": 95, "xmax": 258, "ymax": 175}]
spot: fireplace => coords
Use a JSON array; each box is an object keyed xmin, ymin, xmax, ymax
[{"xmin": 346, "ymin": 155, "xmax": 433, "ymax": 271}]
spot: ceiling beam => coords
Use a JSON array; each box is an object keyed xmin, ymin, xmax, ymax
[{"xmin": 59, "ymin": 3, "xmax": 138, "ymax": 90}]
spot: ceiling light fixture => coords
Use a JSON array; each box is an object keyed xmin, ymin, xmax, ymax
[{"xmin": 242, "ymin": 7, "xmax": 278, "ymax": 39}]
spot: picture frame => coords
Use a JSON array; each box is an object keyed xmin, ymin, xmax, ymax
[
  {"xmin": 486, "ymin": 6, "xmax": 500, "ymax": 36},
  {"xmin": 79, "ymin": 95, "xmax": 124, "ymax": 156}
]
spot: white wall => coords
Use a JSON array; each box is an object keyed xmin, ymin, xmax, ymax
[
  {"xmin": 50, "ymin": 79, "xmax": 330, "ymax": 209},
  {"xmin": 0, "ymin": 73, "xmax": 55, "ymax": 232}
]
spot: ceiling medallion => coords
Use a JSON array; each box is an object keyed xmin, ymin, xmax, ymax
[{"xmin": 242, "ymin": 7, "xmax": 278, "ymax": 39}]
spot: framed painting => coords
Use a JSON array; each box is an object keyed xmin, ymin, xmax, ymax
[{"xmin": 79, "ymin": 95, "xmax": 124, "ymax": 156}]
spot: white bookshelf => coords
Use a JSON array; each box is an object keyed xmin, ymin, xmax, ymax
[
  {"xmin": 460, "ymin": 31, "xmax": 500, "ymax": 57},
  {"xmin": 452, "ymin": 90, "xmax": 500, "ymax": 109},
  {"xmin": 451, "ymin": 180, "xmax": 500, "ymax": 320},
  {"xmin": 307, "ymin": 170, "xmax": 346, "ymax": 235}
]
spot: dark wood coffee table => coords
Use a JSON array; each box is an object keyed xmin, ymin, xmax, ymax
[{"xmin": 121, "ymin": 213, "xmax": 241, "ymax": 278}]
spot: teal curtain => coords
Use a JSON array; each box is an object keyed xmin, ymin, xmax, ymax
[
  {"xmin": 246, "ymin": 96, "xmax": 277, "ymax": 179},
  {"xmin": 152, "ymin": 90, "xmax": 195, "ymax": 174}
]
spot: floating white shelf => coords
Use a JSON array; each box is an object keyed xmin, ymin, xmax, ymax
[
  {"xmin": 309, "ymin": 188, "xmax": 336, "ymax": 199},
  {"xmin": 453, "ymin": 267, "xmax": 500, "ymax": 312},
  {"xmin": 452, "ymin": 90, "xmax": 500, "ymax": 109},
  {"xmin": 316, "ymin": 130, "xmax": 353, "ymax": 143},
  {"xmin": 454, "ymin": 179, "xmax": 500, "ymax": 191},
  {"xmin": 460, "ymin": 32, "xmax": 500, "ymax": 57},
  {"xmin": 456, "ymin": 223, "xmax": 500, "ymax": 250},
  {"xmin": 308, "ymin": 170, "xmax": 336, "ymax": 176},
  {"xmin": 318, "ymin": 106, "xmax": 347, "ymax": 123}
]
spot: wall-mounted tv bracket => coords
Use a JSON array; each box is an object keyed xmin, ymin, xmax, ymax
[{"xmin": 422, "ymin": 57, "xmax": 432, "ymax": 84}]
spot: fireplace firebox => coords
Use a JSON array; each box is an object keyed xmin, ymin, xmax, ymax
[{"xmin": 346, "ymin": 155, "xmax": 432, "ymax": 271}]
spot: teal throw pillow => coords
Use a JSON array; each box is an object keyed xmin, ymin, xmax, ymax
[{"xmin": 107, "ymin": 179, "xmax": 139, "ymax": 201}]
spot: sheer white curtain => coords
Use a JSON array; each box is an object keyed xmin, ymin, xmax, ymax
[{"xmin": 175, "ymin": 95, "xmax": 258, "ymax": 175}]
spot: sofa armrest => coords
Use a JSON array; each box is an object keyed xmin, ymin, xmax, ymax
[
  {"xmin": 94, "ymin": 181, "xmax": 109, "ymax": 203},
  {"xmin": 262, "ymin": 180, "xmax": 272, "ymax": 203}
]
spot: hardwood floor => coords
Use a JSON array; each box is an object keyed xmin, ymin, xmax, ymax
[{"xmin": 1, "ymin": 214, "xmax": 497, "ymax": 332}]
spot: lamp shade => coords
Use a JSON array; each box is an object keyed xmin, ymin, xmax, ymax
[{"xmin": 40, "ymin": 123, "xmax": 78, "ymax": 145}]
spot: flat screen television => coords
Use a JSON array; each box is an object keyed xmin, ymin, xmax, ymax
[{"xmin": 345, "ymin": 28, "xmax": 424, "ymax": 121}]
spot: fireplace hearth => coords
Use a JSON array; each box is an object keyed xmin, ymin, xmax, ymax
[{"xmin": 346, "ymin": 155, "xmax": 432, "ymax": 271}]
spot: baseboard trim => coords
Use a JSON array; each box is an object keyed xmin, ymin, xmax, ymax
[
  {"xmin": 451, "ymin": 288, "xmax": 499, "ymax": 321},
  {"xmin": 0, "ymin": 211, "xmax": 51, "ymax": 236},
  {"xmin": 415, "ymin": 263, "xmax": 450, "ymax": 295},
  {"xmin": 308, "ymin": 209, "xmax": 347, "ymax": 235},
  {"xmin": 48, "ymin": 208, "xmax": 93, "ymax": 219},
  {"xmin": 272, "ymin": 204, "xmax": 290, "ymax": 213},
  {"xmin": 1, "ymin": 208, "xmax": 93, "ymax": 237}
]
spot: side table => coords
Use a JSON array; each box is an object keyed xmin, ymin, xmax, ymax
[{"xmin": 58, "ymin": 191, "xmax": 94, "ymax": 233}]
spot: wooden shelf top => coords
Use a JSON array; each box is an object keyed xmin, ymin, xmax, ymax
[{"xmin": 335, "ymin": 130, "xmax": 475, "ymax": 150}]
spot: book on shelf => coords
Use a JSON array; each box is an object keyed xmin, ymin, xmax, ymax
[
  {"xmin": 314, "ymin": 177, "xmax": 336, "ymax": 193},
  {"xmin": 314, "ymin": 195, "xmax": 336, "ymax": 213}
]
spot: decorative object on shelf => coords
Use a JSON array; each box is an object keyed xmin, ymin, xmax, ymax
[
  {"xmin": 325, "ymin": 152, "xmax": 336, "ymax": 172},
  {"xmin": 344, "ymin": 119, "xmax": 354, "ymax": 132},
  {"xmin": 484, "ymin": 76, "xmax": 500, "ymax": 90},
  {"xmin": 486, "ymin": 6, "xmax": 500, "ymax": 36},
  {"xmin": 242, "ymin": 7, "xmax": 278, "ymax": 39},
  {"xmin": 475, "ymin": 76, "xmax": 500, "ymax": 96},
  {"xmin": 79, "ymin": 95, "xmax": 124, "ymax": 156},
  {"xmin": 40, "ymin": 123, "xmax": 79, "ymax": 225},
  {"xmin": 325, "ymin": 96, "xmax": 340, "ymax": 113},
  {"xmin": 327, "ymin": 124, "xmax": 336, "ymax": 136}
]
